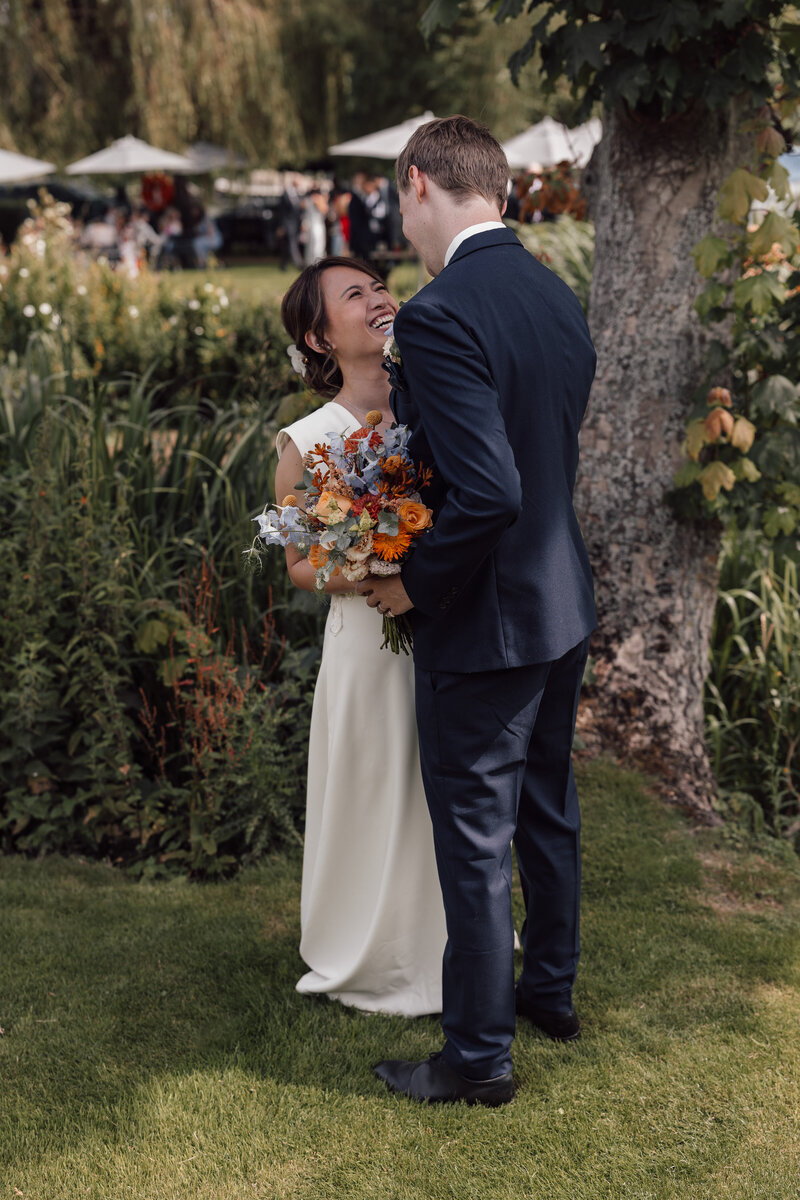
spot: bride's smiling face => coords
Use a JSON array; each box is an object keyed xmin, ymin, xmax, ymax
[{"xmin": 307, "ymin": 266, "xmax": 397, "ymax": 364}]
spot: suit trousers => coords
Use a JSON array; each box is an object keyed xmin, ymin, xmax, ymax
[{"xmin": 413, "ymin": 636, "xmax": 589, "ymax": 1079}]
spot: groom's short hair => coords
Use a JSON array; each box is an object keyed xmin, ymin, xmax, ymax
[{"xmin": 396, "ymin": 115, "xmax": 509, "ymax": 211}]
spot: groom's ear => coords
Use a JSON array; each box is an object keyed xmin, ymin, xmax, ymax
[{"xmin": 408, "ymin": 166, "xmax": 426, "ymax": 203}]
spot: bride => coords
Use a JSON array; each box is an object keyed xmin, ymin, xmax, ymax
[{"xmin": 274, "ymin": 256, "xmax": 447, "ymax": 1016}]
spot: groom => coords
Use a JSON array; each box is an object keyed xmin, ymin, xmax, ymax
[{"xmin": 358, "ymin": 116, "xmax": 597, "ymax": 1106}]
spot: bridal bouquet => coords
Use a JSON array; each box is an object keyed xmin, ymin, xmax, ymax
[{"xmin": 250, "ymin": 412, "xmax": 433, "ymax": 654}]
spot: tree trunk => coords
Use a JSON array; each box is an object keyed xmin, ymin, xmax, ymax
[{"xmin": 576, "ymin": 103, "xmax": 747, "ymax": 817}]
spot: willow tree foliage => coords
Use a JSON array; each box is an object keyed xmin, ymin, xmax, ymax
[
  {"xmin": 0, "ymin": 0, "xmax": 305, "ymax": 162},
  {"xmin": 423, "ymin": 0, "xmax": 800, "ymax": 811},
  {"xmin": 0, "ymin": 0, "xmax": 573, "ymax": 165}
]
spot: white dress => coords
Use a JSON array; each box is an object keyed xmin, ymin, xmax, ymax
[{"xmin": 276, "ymin": 400, "xmax": 446, "ymax": 1016}]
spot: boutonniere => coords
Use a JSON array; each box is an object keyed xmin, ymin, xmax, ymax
[{"xmin": 382, "ymin": 326, "xmax": 407, "ymax": 391}]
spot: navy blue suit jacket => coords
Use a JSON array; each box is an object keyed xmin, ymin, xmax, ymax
[{"xmin": 392, "ymin": 226, "xmax": 597, "ymax": 672}]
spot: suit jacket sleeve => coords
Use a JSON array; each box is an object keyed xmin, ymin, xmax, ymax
[{"xmin": 395, "ymin": 297, "xmax": 523, "ymax": 617}]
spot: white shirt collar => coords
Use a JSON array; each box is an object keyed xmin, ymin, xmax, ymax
[{"xmin": 444, "ymin": 221, "xmax": 507, "ymax": 267}]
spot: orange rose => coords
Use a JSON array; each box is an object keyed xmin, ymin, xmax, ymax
[
  {"xmin": 397, "ymin": 500, "xmax": 433, "ymax": 532},
  {"xmin": 313, "ymin": 490, "xmax": 352, "ymax": 525}
]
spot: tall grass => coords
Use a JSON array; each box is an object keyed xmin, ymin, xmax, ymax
[
  {"xmin": 706, "ymin": 531, "xmax": 800, "ymax": 842},
  {"xmin": 0, "ymin": 335, "xmax": 322, "ymax": 872}
]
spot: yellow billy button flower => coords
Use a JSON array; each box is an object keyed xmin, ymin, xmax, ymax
[
  {"xmin": 281, "ymin": 494, "xmax": 299, "ymax": 507},
  {"xmin": 365, "ymin": 410, "xmax": 383, "ymax": 428}
]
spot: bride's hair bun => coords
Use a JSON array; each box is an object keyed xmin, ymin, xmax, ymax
[{"xmin": 280, "ymin": 256, "xmax": 386, "ymax": 399}]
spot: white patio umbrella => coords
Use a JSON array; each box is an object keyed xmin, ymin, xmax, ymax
[
  {"xmin": 65, "ymin": 135, "xmax": 194, "ymax": 176},
  {"xmin": 0, "ymin": 148, "xmax": 55, "ymax": 184},
  {"xmin": 328, "ymin": 112, "xmax": 439, "ymax": 159},
  {"xmin": 503, "ymin": 117, "xmax": 602, "ymax": 170}
]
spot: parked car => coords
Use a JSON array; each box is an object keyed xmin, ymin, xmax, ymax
[{"xmin": 214, "ymin": 197, "xmax": 283, "ymax": 257}]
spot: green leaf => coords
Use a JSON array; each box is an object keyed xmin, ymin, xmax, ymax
[
  {"xmin": 717, "ymin": 168, "xmax": 769, "ymax": 224},
  {"xmin": 764, "ymin": 506, "xmax": 797, "ymax": 538},
  {"xmin": 777, "ymin": 481, "xmax": 800, "ymax": 508},
  {"xmin": 135, "ymin": 618, "xmax": 170, "ymax": 654},
  {"xmin": 685, "ymin": 418, "xmax": 709, "ymax": 461},
  {"xmin": 699, "ymin": 460, "xmax": 736, "ymax": 501},
  {"xmin": 731, "ymin": 457, "xmax": 761, "ymax": 482},
  {"xmin": 658, "ymin": 56, "xmax": 681, "ymax": 92},
  {"xmin": 733, "ymin": 271, "xmax": 786, "ymax": 316},
  {"xmin": 705, "ymin": 339, "xmax": 730, "ymax": 374},
  {"xmin": 419, "ymin": 0, "xmax": 464, "ymax": 40},
  {"xmin": 200, "ymin": 836, "xmax": 217, "ymax": 856},
  {"xmin": 748, "ymin": 211, "xmax": 797, "ymax": 258},
  {"xmin": 377, "ymin": 509, "xmax": 399, "ymax": 535},
  {"xmin": 766, "ymin": 160, "xmax": 790, "ymax": 201},
  {"xmin": 750, "ymin": 375, "xmax": 800, "ymax": 422},
  {"xmin": 693, "ymin": 235, "xmax": 731, "ymax": 278},
  {"xmin": 695, "ymin": 282, "xmax": 727, "ymax": 320},
  {"xmin": 673, "ymin": 460, "xmax": 703, "ymax": 487},
  {"xmin": 730, "ymin": 416, "xmax": 756, "ymax": 453}
]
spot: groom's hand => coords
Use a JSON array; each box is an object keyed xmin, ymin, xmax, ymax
[{"xmin": 356, "ymin": 576, "xmax": 413, "ymax": 617}]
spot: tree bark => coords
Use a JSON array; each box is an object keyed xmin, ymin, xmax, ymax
[{"xmin": 576, "ymin": 102, "xmax": 747, "ymax": 817}]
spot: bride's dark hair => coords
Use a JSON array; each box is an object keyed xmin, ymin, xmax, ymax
[{"xmin": 281, "ymin": 256, "xmax": 387, "ymax": 399}]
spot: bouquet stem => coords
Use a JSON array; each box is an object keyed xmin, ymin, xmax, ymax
[{"xmin": 381, "ymin": 613, "xmax": 413, "ymax": 655}]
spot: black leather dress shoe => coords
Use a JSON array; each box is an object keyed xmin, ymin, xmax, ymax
[
  {"xmin": 374, "ymin": 1051, "xmax": 515, "ymax": 1106},
  {"xmin": 515, "ymin": 997, "xmax": 581, "ymax": 1041}
]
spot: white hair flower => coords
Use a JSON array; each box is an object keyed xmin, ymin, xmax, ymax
[{"xmin": 287, "ymin": 343, "xmax": 308, "ymax": 379}]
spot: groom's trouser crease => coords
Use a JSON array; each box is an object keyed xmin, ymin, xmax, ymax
[{"xmin": 414, "ymin": 636, "xmax": 589, "ymax": 1080}]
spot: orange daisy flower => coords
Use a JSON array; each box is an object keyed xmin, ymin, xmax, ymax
[{"xmin": 372, "ymin": 526, "xmax": 412, "ymax": 562}]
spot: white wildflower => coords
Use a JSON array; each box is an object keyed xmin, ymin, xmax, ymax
[
  {"xmin": 194, "ymin": 326, "xmax": 205, "ymax": 336},
  {"xmin": 19, "ymin": 267, "xmax": 30, "ymax": 278},
  {"xmin": 204, "ymin": 282, "xmax": 214, "ymax": 293},
  {"xmin": 188, "ymin": 298, "xmax": 201, "ymax": 310},
  {"xmin": 23, "ymin": 304, "xmax": 36, "ymax": 318},
  {"xmin": 211, "ymin": 304, "xmax": 220, "ymax": 314},
  {"xmin": 50, "ymin": 314, "xmax": 61, "ymax": 328},
  {"xmin": 219, "ymin": 295, "xmax": 229, "ymax": 308},
  {"xmin": 76, "ymin": 284, "xmax": 88, "ymax": 296},
  {"xmin": 128, "ymin": 306, "xmax": 139, "ymax": 318},
  {"xmin": 38, "ymin": 302, "xmax": 52, "ymax": 315}
]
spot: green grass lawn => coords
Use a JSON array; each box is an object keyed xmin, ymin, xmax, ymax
[
  {"xmin": 2, "ymin": 760, "xmax": 800, "ymax": 1199},
  {"xmin": 159, "ymin": 260, "xmax": 423, "ymax": 307}
]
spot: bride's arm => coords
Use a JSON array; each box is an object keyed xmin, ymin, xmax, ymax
[{"xmin": 274, "ymin": 440, "xmax": 356, "ymax": 595}]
